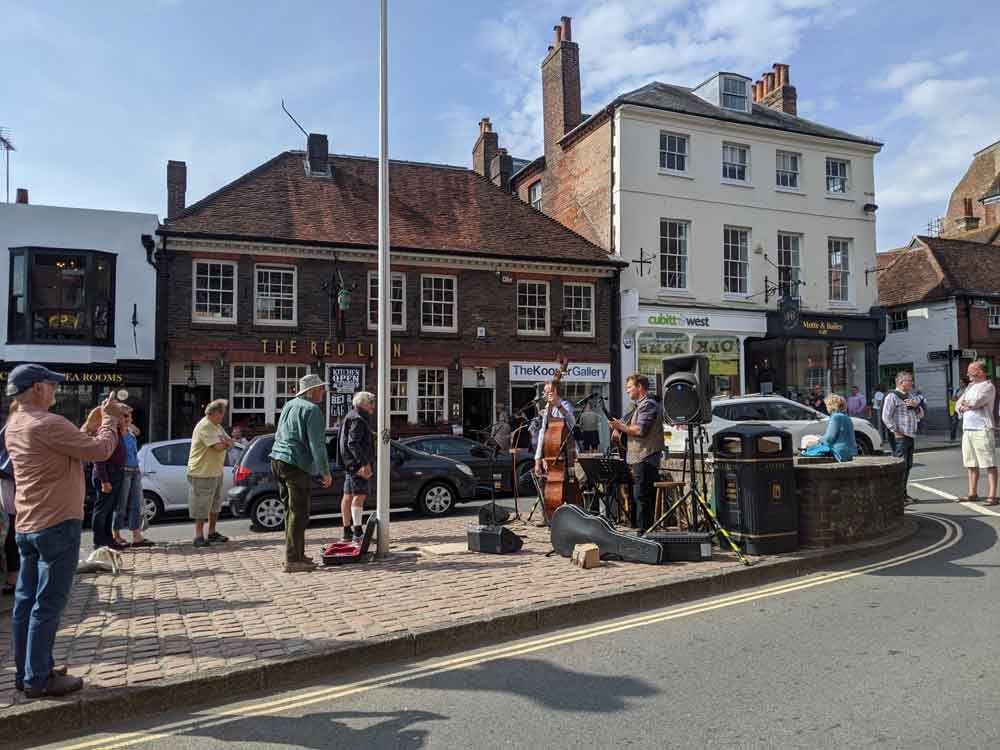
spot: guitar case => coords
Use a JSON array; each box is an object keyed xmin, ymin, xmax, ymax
[
  {"xmin": 321, "ymin": 514, "xmax": 378, "ymax": 566},
  {"xmin": 549, "ymin": 504, "xmax": 663, "ymax": 564}
]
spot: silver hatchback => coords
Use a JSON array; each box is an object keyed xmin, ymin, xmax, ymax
[{"xmin": 137, "ymin": 439, "xmax": 243, "ymax": 524}]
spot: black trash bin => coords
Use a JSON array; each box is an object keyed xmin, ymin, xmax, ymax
[{"xmin": 712, "ymin": 424, "xmax": 798, "ymax": 555}]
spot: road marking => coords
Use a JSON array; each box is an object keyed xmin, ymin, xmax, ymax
[
  {"xmin": 909, "ymin": 482, "xmax": 1000, "ymax": 518},
  {"xmin": 909, "ymin": 475, "xmax": 963, "ymax": 482},
  {"xmin": 54, "ymin": 515, "xmax": 961, "ymax": 750}
]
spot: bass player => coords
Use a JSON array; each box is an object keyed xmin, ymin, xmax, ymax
[{"xmin": 608, "ymin": 373, "xmax": 664, "ymax": 534}]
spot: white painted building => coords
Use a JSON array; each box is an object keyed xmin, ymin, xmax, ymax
[{"xmin": 0, "ymin": 199, "xmax": 160, "ymax": 432}]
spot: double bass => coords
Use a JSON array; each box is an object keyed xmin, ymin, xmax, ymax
[{"xmin": 539, "ymin": 358, "xmax": 583, "ymax": 524}]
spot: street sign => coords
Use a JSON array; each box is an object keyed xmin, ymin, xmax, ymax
[
  {"xmin": 927, "ymin": 350, "xmax": 950, "ymax": 362},
  {"xmin": 961, "ymin": 349, "xmax": 978, "ymax": 360}
]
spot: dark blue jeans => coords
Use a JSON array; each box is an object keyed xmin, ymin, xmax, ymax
[
  {"xmin": 892, "ymin": 435, "xmax": 915, "ymax": 488},
  {"xmin": 92, "ymin": 470, "xmax": 122, "ymax": 547},
  {"xmin": 13, "ymin": 518, "xmax": 82, "ymax": 690}
]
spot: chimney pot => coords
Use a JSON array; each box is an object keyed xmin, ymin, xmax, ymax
[
  {"xmin": 764, "ymin": 72, "xmax": 776, "ymax": 93},
  {"xmin": 15, "ymin": 188, "xmax": 28, "ymax": 204},
  {"xmin": 479, "ymin": 117, "xmax": 492, "ymax": 135},
  {"xmin": 754, "ymin": 80, "xmax": 764, "ymax": 101},
  {"xmin": 472, "ymin": 117, "xmax": 500, "ymax": 177},
  {"xmin": 561, "ymin": 16, "xmax": 572, "ymax": 42},
  {"xmin": 166, "ymin": 160, "xmax": 187, "ymax": 219},
  {"xmin": 553, "ymin": 25, "xmax": 562, "ymax": 46}
]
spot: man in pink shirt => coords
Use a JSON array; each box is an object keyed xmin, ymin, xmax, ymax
[{"xmin": 5, "ymin": 363, "xmax": 126, "ymax": 699}]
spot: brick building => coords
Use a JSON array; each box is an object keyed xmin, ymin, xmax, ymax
[
  {"xmin": 877, "ymin": 236, "xmax": 1000, "ymax": 428},
  {"xmin": 477, "ymin": 16, "xmax": 884, "ymax": 402},
  {"xmin": 152, "ymin": 137, "xmax": 623, "ymax": 441},
  {"xmin": 940, "ymin": 139, "xmax": 1000, "ymax": 238}
]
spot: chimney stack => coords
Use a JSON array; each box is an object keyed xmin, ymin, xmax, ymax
[
  {"xmin": 758, "ymin": 63, "xmax": 797, "ymax": 116},
  {"xmin": 490, "ymin": 148, "xmax": 514, "ymax": 192},
  {"xmin": 167, "ymin": 160, "xmax": 187, "ymax": 219},
  {"xmin": 15, "ymin": 188, "xmax": 28, "ymax": 204},
  {"xmin": 541, "ymin": 15, "xmax": 582, "ymax": 161},
  {"xmin": 307, "ymin": 133, "xmax": 329, "ymax": 175},
  {"xmin": 472, "ymin": 117, "xmax": 500, "ymax": 178}
]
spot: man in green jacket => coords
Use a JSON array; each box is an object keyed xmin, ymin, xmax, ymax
[{"xmin": 270, "ymin": 374, "xmax": 332, "ymax": 573}]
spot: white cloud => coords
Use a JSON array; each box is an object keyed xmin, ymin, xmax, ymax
[{"xmin": 871, "ymin": 50, "xmax": 969, "ymax": 91}]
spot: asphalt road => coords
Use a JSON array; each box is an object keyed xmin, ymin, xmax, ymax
[{"xmin": 38, "ymin": 447, "xmax": 1000, "ymax": 750}]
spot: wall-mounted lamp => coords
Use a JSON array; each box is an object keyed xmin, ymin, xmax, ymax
[
  {"xmin": 314, "ymin": 356, "xmax": 325, "ymax": 372},
  {"xmin": 452, "ymin": 356, "xmax": 461, "ymax": 372},
  {"xmin": 186, "ymin": 361, "xmax": 198, "ymax": 390},
  {"xmin": 863, "ymin": 203, "xmax": 879, "ymax": 215},
  {"xmin": 475, "ymin": 367, "xmax": 487, "ymax": 388},
  {"xmin": 217, "ymin": 352, "xmax": 227, "ymax": 370}
]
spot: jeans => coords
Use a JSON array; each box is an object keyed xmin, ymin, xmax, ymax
[
  {"xmin": 272, "ymin": 460, "xmax": 312, "ymax": 563},
  {"xmin": 118, "ymin": 470, "xmax": 143, "ymax": 531},
  {"xmin": 92, "ymin": 471, "xmax": 122, "ymax": 547},
  {"xmin": 631, "ymin": 459, "xmax": 658, "ymax": 532},
  {"xmin": 13, "ymin": 518, "xmax": 82, "ymax": 690},
  {"xmin": 892, "ymin": 435, "xmax": 915, "ymax": 489}
]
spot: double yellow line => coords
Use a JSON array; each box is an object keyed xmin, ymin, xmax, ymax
[{"xmin": 55, "ymin": 514, "xmax": 960, "ymax": 750}]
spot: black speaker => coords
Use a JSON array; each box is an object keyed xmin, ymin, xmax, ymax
[
  {"xmin": 478, "ymin": 504, "xmax": 512, "ymax": 525},
  {"xmin": 661, "ymin": 354, "xmax": 713, "ymax": 425},
  {"xmin": 467, "ymin": 525, "xmax": 523, "ymax": 554}
]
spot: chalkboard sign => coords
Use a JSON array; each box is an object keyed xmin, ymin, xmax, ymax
[{"xmin": 327, "ymin": 365, "xmax": 364, "ymax": 427}]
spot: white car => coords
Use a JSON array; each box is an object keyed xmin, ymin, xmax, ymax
[
  {"xmin": 137, "ymin": 439, "xmax": 243, "ymax": 524},
  {"xmin": 665, "ymin": 394, "xmax": 882, "ymax": 456}
]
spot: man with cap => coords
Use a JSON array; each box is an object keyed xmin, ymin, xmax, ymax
[
  {"xmin": 4, "ymin": 363, "xmax": 126, "ymax": 698},
  {"xmin": 270, "ymin": 374, "xmax": 333, "ymax": 573}
]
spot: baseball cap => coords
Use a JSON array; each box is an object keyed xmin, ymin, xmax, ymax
[{"xmin": 5, "ymin": 363, "xmax": 66, "ymax": 396}]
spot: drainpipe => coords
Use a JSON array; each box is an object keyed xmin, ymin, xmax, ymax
[
  {"xmin": 148, "ymin": 233, "xmax": 176, "ymax": 441},
  {"xmin": 610, "ymin": 271, "xmax": 622, "ymax": 416}
]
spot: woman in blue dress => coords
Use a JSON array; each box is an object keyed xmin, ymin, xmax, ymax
[{"xmin": 818, "ymin": 393, "xmax": 857, "ymax": 462}]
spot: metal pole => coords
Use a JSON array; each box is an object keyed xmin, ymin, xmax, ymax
[
  {"xmin": 375, "ymin": 0, "xmax": 391, "ymax": 557},
  {"xmin": 947, "ymin": 344, "xmax": 956, "ymax": 441}
]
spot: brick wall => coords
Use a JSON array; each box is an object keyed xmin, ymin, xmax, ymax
[{"xmin": 942, "ymin": 145, "xmax": 1000, "ymax": 236}]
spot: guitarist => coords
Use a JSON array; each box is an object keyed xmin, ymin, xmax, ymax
[{"xmin": 608, "ymin": 373, "xmax": 664, "ymax": 534}]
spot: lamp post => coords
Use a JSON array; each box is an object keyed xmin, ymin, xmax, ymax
[{"xmin": 375, "ymin": 0, "xmax": 391, "ymax": 557}]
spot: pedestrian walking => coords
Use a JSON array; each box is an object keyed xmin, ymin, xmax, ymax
[
  {"xmin": 955, "ymin": 361, "xmax": 998, "ymax": 505},
  {"xmin": 882, "ymin": 371, "xmax": 922, "ymax": 502},
  {"xmin": 272, "ymin": 375, "xmax": 332, "ymax": 572},
  {"xmin": 872, "ymin": 384, "xmax": 886, "ymax": 437},
  {"xmin": 186, "ymin": 399, "xmax": 235, "ymax": 548},
  {"xmin": 4, "ymin": 363, "xmax": 125, "ymax": 698},
  {"xmin": 118, "ymin": 409, "xmax": 152, "ymax": 547},
  {"xmin": 92, "ymin": 415, "xmax": 128, "ymax": 550},
  {"xmin": 578, "ymin": 403, "xmax": 601, "ymax": 452},
  {"xmin": 338, "ymin": 391, "xmax": 376, "ymax": 545},
  {"xmin": 847, "ymin": 385, "xmax": 867, "ymax": 419}
]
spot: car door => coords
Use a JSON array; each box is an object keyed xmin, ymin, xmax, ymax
[
  {"xmin": 764, "ymin": 401, "xmax": 826, "ymax": 450},
  {"xmin": 389, "ymin": 444, "xmax": 413, "ymax": 505},
  {"xmin": 440, "ymin": 437, "xmax": 495, "ymax": 489},
  {"xmin": 310, "ymin": 435, "xmax": 345, "ymax": 514},
  {"xmin": 148, "ymin": 441, "xmax": 192, "ymax": 510}
]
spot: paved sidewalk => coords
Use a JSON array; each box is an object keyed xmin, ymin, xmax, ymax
[
  {"xmin": 0, "ymin": 504, "xmax": 915, "ymax": 739},
  {"xmin": 913, "ymin": 430, "xmax": 961, "ymax": 453}
]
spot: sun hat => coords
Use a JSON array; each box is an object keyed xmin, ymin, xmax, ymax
[{"xmin": 295, "ymin": 373, "xmax": 326, "ymax": 397}]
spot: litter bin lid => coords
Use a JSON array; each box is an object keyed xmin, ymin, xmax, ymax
[{"xmin": 712, "ymin": 423, "xmax": 793, "ymax": 458}]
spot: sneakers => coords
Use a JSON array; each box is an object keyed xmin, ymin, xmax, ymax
[
  {"xmin": 23, "ymin": 672, "xmax": 83, "ymax": 699},
  {"xmin": 193, "ymin": 536, "xmax": 210, "ymax": 548},
  {"xmin": 283, "ymin": 560, "xmax": 316, "ymax": 573},
  {"xmin": 207, "ymin": 532, "xmax": 229, "ymax": 543}
]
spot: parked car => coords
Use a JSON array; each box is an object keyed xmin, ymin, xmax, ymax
[
  {"xmin": 398, "ymin": 434, "xmax": 535, "ymax": 497},
  {"xmin": 137, "ymin": 439, "xmax": 244, "ymax": 524},
  {"xmin": 665, "ymin": 394, "xmax": 882, "ymax": 456},
  {"xmin": 227, "ymin": 432, "xmax": 478, "ymax": 531}
]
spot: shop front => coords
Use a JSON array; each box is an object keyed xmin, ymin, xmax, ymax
[
  {"xmin": 746, "ymin": 311, "xmax": 884, "ymax": 402},
  {"xmin": 621, "ymin": 299, "xmax": 767, "ymax": 398},
  {"xmin": 0, "ymin": 361, "xmax": 156, "ymax": 436}
]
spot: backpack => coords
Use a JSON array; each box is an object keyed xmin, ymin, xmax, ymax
[{"xmin": 0, "ymin": 426, "xmax": 13, "ymax": 482}]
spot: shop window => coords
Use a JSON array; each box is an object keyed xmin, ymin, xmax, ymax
[
  {"xmin": 254, "ymin": 265, "xmax": 296, "ymax": 325},
  {"xmin": 417, "ymin": 368, "xmax": 447, "ymax": 424},
  {"xmin": 193, "ymin": 260, "xmax": 237, "ymax": 324},
  {"xmin": 660, "ymin": 219, "xmax": 689, "ymax": 290},
  {"xmin": 723, "ymin": 227, "xmax": 749, "ymax": 295},
  {"xmin": 420, "ymin": 275, "xmax": 457, "ymax": 332},
  {"xmin": 776, "ymin": 233, "xmax": 801, "ymax": 298},
  {"xmin": 7, "ymin": 248, "xmax": 115, "ymax": 345},
  {"xmin": 562, "ymin": 283, "xmax": 593, "ymax": 336},
  {"xmin": 828, "ymin": 238, "xmax": 851, "ymax": 302},
  {"xmin": 390, "ymin": 367, "xmax": 448, "ymax": 425},
  {"xmin": 638, "ymin": 331, "xmax": 690, "ymax": 396},
  {"xmin": 517, "ymin": 281, "xmax": 549, "ymax": 335},
  {"xmin": 988, "ymin": 305, "xmax": 1000, "ymax": 329},
  {"xmin": 274, "ymin": 365, "xmax": 308, "ymax": 423},
  {"xmin": 888, "ymin": 310, "xmax": 908, "ymax": 332},
  {"xmin": 368, "ymin": 272, "xmax": 406, "ymax": 330},
  {"xmin": 831, "ymin": 345, "xmax": 847, "ymax": 391},
  {"xmin": 390, "ymin": 368, "xmax": 409, "ymax": 415}
]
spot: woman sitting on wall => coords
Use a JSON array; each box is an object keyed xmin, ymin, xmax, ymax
[{"xmin": 803, "ymin": 393, "xmax": 857, "ymax": 462}]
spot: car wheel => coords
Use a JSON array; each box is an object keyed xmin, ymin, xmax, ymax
[
  {"xmin": 141, "ymin": 492, "xmax": 164, "ymax": 526},
  {"xmin": 250, "ymin": 495, "xmax": 286, "ymax": 531},
  {"xmin": 856, "ymin": 435, "xmax": 873, "ymax": 456},
  {"xmin": 418, "ymin": 481, "xmax": 456, "ymax": 517}
]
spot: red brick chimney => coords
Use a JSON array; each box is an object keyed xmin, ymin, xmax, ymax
[
  {"xmin": 472, "ymin": 117, "xmax": 499, "ymax": 178},
  {"xmin": 167, "ymin": 160, "xmax": 187, "ymax": 219},
  {"xmin": 490, "ymin": 148, "xmax": 514, "ymax": 191},
  {"xmin": 541, "ymin": 15, "xmax": 582, "ymax": 160},
  {"xmin": 307, "ymin": 133, "xmax": 330, "ymax": 175},
  {"xmin": 756, "ymin": 63, "xmax": 797, "ymax": 116},
  {"xmin": 15, "ymin": 188, "xmax": 28, "ymax": 204}
]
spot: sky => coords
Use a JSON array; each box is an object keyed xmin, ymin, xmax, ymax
[{"xmin": 3, "ymin": 0, "xmax": 998, "ymax": 251}]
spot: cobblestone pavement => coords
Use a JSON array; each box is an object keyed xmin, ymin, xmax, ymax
[{"xmin": 0, "ymin": 506, "xmax": 754, "ymax": 708}]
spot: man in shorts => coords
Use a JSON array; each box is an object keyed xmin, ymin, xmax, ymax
[
  {"xmin": 955, "ymin": 361, "xmax": 998, "ymax": 505},
  {"xmin": 339, "ymin": 391, "xmax": 376, "ymax": 541},
  {"xmin": 186, "ymin": 399, "xmax": 235, "ymax": 547}
]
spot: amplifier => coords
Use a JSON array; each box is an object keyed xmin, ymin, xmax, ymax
[
  {"xmin": 646, "ymin": 531, "xmax": 713, "ymax": 562},
  {"xmin": 467, "ymin": 525, "xmax": 523, "ymax": 554}
]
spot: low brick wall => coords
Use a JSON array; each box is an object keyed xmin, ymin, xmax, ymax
[{"xmin": 795, "ymin": 456, "xmax": 905, "ymax": 547}]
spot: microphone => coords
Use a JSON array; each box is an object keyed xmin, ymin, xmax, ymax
[{"xmin": 574, "ymin": 391, "xmax": 602, "ymax": 408}]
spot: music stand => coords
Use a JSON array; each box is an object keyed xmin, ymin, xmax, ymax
[{"xmin": 577, "ymin": 454, "xmax": 631, "ymax": 526}]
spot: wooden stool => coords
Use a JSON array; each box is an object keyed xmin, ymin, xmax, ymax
[{"xmin": 653, "ymin": 481, "xmax": 688, "ymax": 530}]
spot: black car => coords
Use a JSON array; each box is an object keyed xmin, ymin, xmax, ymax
[
  {"xmin": 398, "ymin": 435, "xmax": 536, "ymax": 498},
  {"xmin": 227, "ymin": 432, "xmax": 478, "ymax": 531}
]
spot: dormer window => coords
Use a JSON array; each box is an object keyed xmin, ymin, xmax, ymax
[{"xmin": 721, "ymin": 76, "xmax": 749, "ymax": 112}]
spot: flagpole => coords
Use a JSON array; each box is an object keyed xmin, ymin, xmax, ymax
[{"xmin": 375, "ymin": 0, "xmax": 391, "ymax": 557}]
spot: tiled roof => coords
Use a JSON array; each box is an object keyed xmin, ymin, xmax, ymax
[
  {"xmin": 946, "ymin": 223, "xmax": 1000, "ymax": 245},
  {"xmin": 878, "ymin": 236, "xmax": 1000, "ymax": 307},
  {"xmin": 614, "ymin": 82, "xmax": 881, "ymax": 147},
  {"xmin": 162, "ymin": 151, "xmax": 619, "ymax": 266}
]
